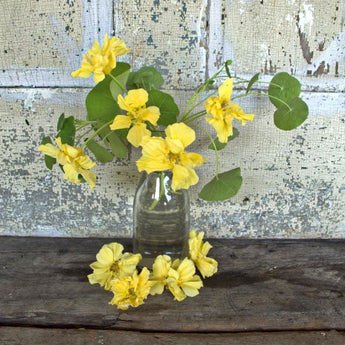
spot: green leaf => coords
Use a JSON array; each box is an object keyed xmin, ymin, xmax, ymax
[
  {"xmin": 86, "ymin": 77, "xmax": 121, "ymax": 122},
  {"xmin": 147, "ymin": 90, "xmax": 179, "ymax": 126},
  {"xmin": 57, "ymin": 113, "xmax": 65, "ymax": 131},
  {"xmin": 268, "ymin": 72, "xmax": 301, "ymax": 108},
  {"xmin": 246, "ymin": 73, "xmax": 260, "ymax": 94},
  {"xmin": 41, "ymin": 136, "xmax": 56, "ymax": 170},
  {"xmin": 109, "ymin": 62, "xmax": 130, "ymax": 100},
  {"xmin": 274, "ymin": 97, "xmax": 308, "ymax": 130},
  {"xmin": 199, "ymin": 168, "xmax": 243, "ymax": 201},
  {"xmin": 86, "ymin": 140, "xmax": 113, "ymax": 163},
  {"xmin": 208, "ymin": 128, "xmax": 239, "ymax": 151},
  {"xmin": 225, "ymin": 60, "xmax": 233, "ymax": 78},
  {"xmin": 57, "ymin": 116, "xmax": 75, "ymax": 145},
  {"xmin": 107, "ymin": 131, "xmax": 128, "ymax": 158},
  {"xmin": 91, "ymin": 122, "xmax": 128, "ymax": 158},
  {"xmin": 127, "ymin": 66, "xmax": 164, "ymax": 92}
]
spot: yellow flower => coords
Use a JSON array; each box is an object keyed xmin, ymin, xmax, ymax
[
  {"xmin": 166, "ymin": 258, "xmax": 203, "ymax": 301},
  {"xmin": 188, "ymin": 230, "xmax": 218, "ymax": 278},
  {"xmin": 136, "ymin": 123, "xmax": 206, "ymax": 191},
  {"xmin": 204, "ymin": 78, "xmax": 255, "ymax": 143},
  {"xmin": 87, "ymin": 242, "xmax": 142, "ymax": 291},
  {"xmin": 149, "ymin": 255, "xmax": 172, "ymax": 295},
  {"xmin": 38, "ymin": 137, "xmax": 97, "ymax": 189},
  {"xmin": 71, "ymin": 34, "xmax": 130, "ymax": 83},
  {"xmin": 109, "ymin": 267, "xmax": 151, "ymax": 310},
  {"xmin": 110, "ymin": 88, "xmax": 160, "ymax": 147}
]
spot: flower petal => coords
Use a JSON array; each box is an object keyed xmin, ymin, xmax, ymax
[
  {"xmin": 124, "ymin": 88, "xmax": 148, "ymax": 109},
  {"xmin": 165, "ymin": 123, "xmax": 195, "ymax": 149},
  {"xmin": 171, "ymin": 164, "xmax": 199, "ymax": 191},
  {"xmin": 127, "ymin": 123, "xmax": 151, "ymax": 147},
  {"xmin": 205, "ymin": 116, "xmax": 233, "ymax": 143},
  {"xmin": 136, "ymin": 137, "xmax": 172, "ymax": 173},
  {"xmin": 218, "ymin": 78, "xmax": 233, "ymax": 102},
  {"xmin": 110, "ymin": 115, "xmax": 132, "ymax": 130},
  {"xmin": 140, "ymin": 106, "xmax": 160, "ymax": 125}
]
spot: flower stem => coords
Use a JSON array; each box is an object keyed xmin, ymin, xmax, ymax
[
  {"xmin": 108, "ymin": 73, "xmax": 127, "ymax": 94},
  {"xmin": 81, "ymin": 120, "xmax": 113, "ymax": 149},
  {"xmin": 192, "ymin": 124, "xmax": 219, "ymax": 179},
  {"xmin": 232, "ymin": 92, "xmax": 292, "ymax": 111},
  {"xmin": 149, "ymin": 172, "xmax": 166, "ymax": 210}
]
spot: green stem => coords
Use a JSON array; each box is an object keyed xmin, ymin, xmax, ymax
[
  {"xmin": 149, "ymin": 172, "xmax": 166, "ymax": 210},
  {"xmin": 192, "ymin": 124, "xmax": 219, "ymax": 179},
  {"xmin": 232, "ymin": 92, "xmax": 292, "ymax": 111},
  {"xmin": 81, "ymin": 120, "xmax": 113, "ymax": 149},
  {"xmin": 108, "ymin": 73, "xmax": 127, "ymax": 94},
  {"xmin": 184, "ymin": 110, "xmax": 207, "ymax": 124}
]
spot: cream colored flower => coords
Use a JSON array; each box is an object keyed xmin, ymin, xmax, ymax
[
  {"xmin": 136, "ymin": 123, "xmax": 206, "ymax": 191},
  {"xmin": 188, "ymin": 230, "xmax": 218, "ymax": 278},
  {"xmin": 166, "ymin": 258, "xmax": 203, "ymax": 301},
  {"xmin": 109, "ymin": 267, "xmax": 151, "ymax": 310},
  {"xmin": 110, "ymin": 88, "xmax": 160, "ymax": 147},
  {"xmin": 71, "ymin": 34, "xmax": 130, "ymax": 83},
  {"xmin": 204, "ymin": 78, "xmax": 254, "ymax": 143},
  {"xmin": 38, "ymin": 137, "xmax": 97, "ymax": 189},
  {"xmin": 88, "ymin": 242, "xmax": 142, "ymax": 290}
]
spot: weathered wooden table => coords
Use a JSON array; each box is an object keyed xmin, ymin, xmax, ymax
[{"xmin": 0, "ymin": 237, "xmax": 344, "ymax": 344}]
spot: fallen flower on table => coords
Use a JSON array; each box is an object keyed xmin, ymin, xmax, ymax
[{"xmin": 87, "ymin": 230, "xmax": 218, "ymax": 309}]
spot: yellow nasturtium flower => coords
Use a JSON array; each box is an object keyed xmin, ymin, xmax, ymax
[
  {"xmin": 136, "ymin": 123, "xmax": 206, "ymax": 191},
  {"xmin": 38, "ymin": 137, "xmax": 97, "ymax": 189},
  {"xmin": 204, "ymin": 78, "xmax": 255, "ymax": 143},
  {"xmin": 87, "ymin": 242, "xmax": 142, "ymax": 291},
  {"xmin": 71, "ymin": 34, "xmax": 130, "ymax": 83},
  {"xmin": 109, "ymin": 88, "xmax": 160, "ymax": 147},
  {"xmin": 109, "ymin": 267, "xmax": 151, "ymax": 310},
  {"xmin": 166, "ymin": 258, "xmax": 203, "ymax": 301},
  {"xmin": 149, "ymin": 255, "xmax": 172, "ymax": 295},
  {"xmin": 188, "ymin": 230, "xmax": 218, "ymax": 278}
]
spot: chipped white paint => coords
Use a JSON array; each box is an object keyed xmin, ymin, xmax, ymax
[
  {"xmin": 297, "ymin": 2, "xmax": 314, "ymax": 36},
  {"xmin": 0, "ymin": 0, "xmax": 345, "ymax": 238}
]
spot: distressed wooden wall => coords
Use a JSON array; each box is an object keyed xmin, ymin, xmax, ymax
[{"xmin": 0, "ymin": 0, "xmax": 344, "ymax": 238}]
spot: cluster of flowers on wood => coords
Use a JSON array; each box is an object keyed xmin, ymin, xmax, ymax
[{"xmin": 88, "ymin": 230, "xmax": 218, "ymax": 310}]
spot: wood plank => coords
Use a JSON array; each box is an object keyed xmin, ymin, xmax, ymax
[
  {"xmin": 0, "ymin": 237, "xmax": 344, "ymax": 332},
  {"xmin": 0, "ymin": 327, "xmax": 344, "ymax": 345}
]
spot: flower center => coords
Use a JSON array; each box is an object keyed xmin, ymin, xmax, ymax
[
  {"xmin": 168, "ymin": 152, "xmax": 180, "ymax": 164},
  {"xmin": 128, "ymin": 287, "xmax": 136, "ymax": 296},
  {"xmin": 110, "ymin": 261, "xmax": 119, "ymax": 274}
]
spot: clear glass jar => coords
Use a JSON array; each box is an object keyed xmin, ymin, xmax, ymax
[{"xmin": 133, "ymin": 171, "xmax": 190, "ymax": 267}]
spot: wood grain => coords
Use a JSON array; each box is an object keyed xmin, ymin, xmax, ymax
[
  {"xmin": 0, "ymin": 327, "xmax": 344, "ymax": 345},
  {"xmin": 0, "ymin": 237, "xmax": 344, "ymax": 332}
]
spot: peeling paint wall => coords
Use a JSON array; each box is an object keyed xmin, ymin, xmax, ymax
[{"xmin": 0, "ymin": 0, "xmax": 344, "ymax": 238}]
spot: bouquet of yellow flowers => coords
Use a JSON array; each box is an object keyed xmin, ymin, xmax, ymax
[
  {"xmin": 38, "ymin": 34, "xmax": 308, "ymax": 309},
  {"xmin": 38, "ymin": 34, "xmax": 308, "ymax": 201}
]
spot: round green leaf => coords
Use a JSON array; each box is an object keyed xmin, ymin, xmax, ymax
[
  {"xmin": 199, "ymin": 168, "xmax": 242, "ymax": 201},
  {"xmin": 274, "ymin": 97, "xmax": 308, "ymax": 130},
  {"xmin": 127, "ymin": 66, "xmax": 164, "ymax": 92},
  {"xmin": 86, "ymin": 78, "xmax": 121, "ymax": 122},
  {"xmin": 86, "ymin": 140, "xmax": 113, "ymax": 163},
  {"xmin": 57, "ymin": 116, "xmax": 75, "ymax": 146},
  {"xmin": 147, "ymin": 90, "xmax": 179, "ymax": 126},
  {"xmin": 268, "ymin": 72, "xmax": 301, "ymax": 108},
  {"xmin": 109, "ymin": 62, "xmax": 130, "ymax": 100}
]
